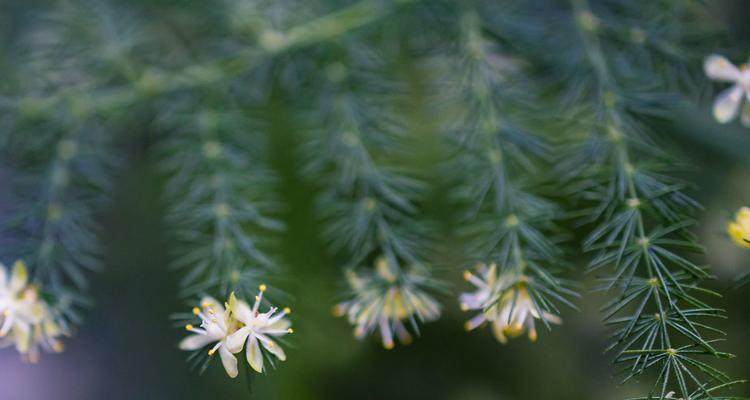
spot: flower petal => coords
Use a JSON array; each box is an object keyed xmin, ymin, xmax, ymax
[
  {"xmin": 246, "ymin": 336, "xmax": 264, "ymax": 373},
  {"xmin": 232, "ymin": 300, "xmax": 254, "ymax": 324},
  {"xmin": 704, "ymin": 55, "xmax": 741, "ymax": 82},
  {"xmin": 219, "ymin": 345, "xmax": 238, "ymax": 378},
  {"xmin": 713, "ymin": 85, "xmax": 743, "ymax": 123},
  {"xmin": 491, "ymin": 319, "xmax": 508, "ymax": 344},
  {"xmin": 179, "ymin": 334, "xmax": 215, "ymax": 351},
  {"xmin": 261, "ymin": 337, "xmax": 286, "ymax": 361},
  {"xmin": 226, "ymin": 326, "xmax": 251, "ymax": 353},
  {"xmin": 10, "ymin": 261, "xmax": 28, "ymax": 292}
]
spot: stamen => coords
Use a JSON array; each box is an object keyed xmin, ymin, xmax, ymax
[
  {"xmin": 259, "ymin": 284, "xmax": 267, "ymax": 292},
  {"xmin": 192, "ymin": 307, "xmax": 201, "ymax": 316},
  {"xmin": 287, "ymin": 328, "xmax": 294, "ymax": 333},
  {"xmin": 185, "ymin": 324, "xmax": 194, "ymax": 331},
  {"xmin": 283, "ymin": 307, "xmax": 291, "ymax": 314}
]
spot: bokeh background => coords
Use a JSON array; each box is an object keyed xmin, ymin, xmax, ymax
[{"xmin": 1, "ymin": 1, "xmax": 750, "ymax": 399}]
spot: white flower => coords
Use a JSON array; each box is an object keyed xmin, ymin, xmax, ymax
[
  {"xmin": 0, "ymin": 261, "xmax": 40, "ymax": 336},
  {"xmin": 461, "ymin": 266, "xmax": 561, "ymax": 344},
  {"xmin": 334, "ymin": 257, "xmax": 441, "ymax": 349},
  {"xmin": 459, "ymin": 262, "xmax": 498, "ymax": 314},
  {"xmin": 22, "ymin": 304, "xmax": 66, "ymax": 363},
  {"xmin": 180, "ymin": 296, "xmax": 239, "ymax": 378},
  {"xmin": 225, "ymin": 286, "xmax": 292, "ymax": 373},
  {"xmin": 704, "ymin": 54, "xmax": 750, "ymax": 127},
  {"xmin": 0, "ymin": 260, "xmax": 67, "ymax": 363}
]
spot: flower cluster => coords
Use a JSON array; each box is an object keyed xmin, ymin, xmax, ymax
[
  {"xmin": 705, "ymin": 54, "xmax": 750, "ymax": 127},
  {"xmin": 728, "ymin": 206, "xmax": 750, "ymax": 249},
  {"xmin": 179, "ymin": 286, "xmax": 292, "ymax": 378},
  {"xmin": 333, "ymin": 256, "xmax": 441, "ymax": 349},
  {"xmin": 460, "ymin": 263, "xmax": 561, "ymax": 344},
  {"xmin": 0, "ymin": 261, "xmax": 67, "ymax": 363}
]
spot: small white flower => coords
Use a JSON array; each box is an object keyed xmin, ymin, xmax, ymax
[
  {"xmin": 334, "ymin": 257, "xmax": 441, "ymax": 349},
  {"xmin": 704, "ymin": 54, "xmax": 750, "ymax": 127},
  {"xmin": 22, "ymin": 305, "xmax": 67, "ymax": 363},
  {"xmin": 0, "ymin": 261, "xmax": 40, "ymax": 336},
  {"xmin": 461, "ymin": 266, "xmax": 561, "ymax": 344},
  {"xmin": 180, "ymin": 296, "xmax": 239, "ymax": 378},
  {"xmin": 0, "ymin": 260, "xmax": 67, "ymax": 363},
  {"xmin": 225, "ymin": 286, "xmax": 292, "ymax": 373}
]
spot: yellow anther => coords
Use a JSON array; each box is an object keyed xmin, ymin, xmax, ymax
[
  {"xmin": 259, "ymin": 284, "xmax": 267, "ymax": 292},
  {"xmin": 192, "ymin": 307, "xmax": 201, "ymax": 316},
  {"xmin": 463, "ymin": 270, "xmax": 472, "ymax": 281},
  {"xmin": 287, "ymin": 328, "xmax": 294, "ymax": 334},
  {"xmin": 267, "ymin": 341, "xmax": 274, "ymax": 348},
  {"xmin": 283, "ymin": 307, "xmax": 291, "ymax": 314},
  {"xmin": 459, "ymin": 303, "xmax": 469, "ymax": 311},
  {"xmin": 383, "ymin": 341, "xmax": 394, "ymax": 350},
  {"xmin": 212, "ymin": 318, "xmax": 217, "ymax": 323},
  {"xmin": 208, "ymin": 308, "xmax": 215, "ymax": 315},
  {"xmin": 208, "ymin": 349, "xmax": 216, "ymax": 356},
  {"xmin": 52, "ymin": 341, "xmax": 65, "ymax": 353},
  {"xmin": 201, "ymin": 301, "xmax": 210, "ymax": 308},
  {"xmin": 464, "ymin": 321, "xmax": 473, "ymax": 332},
  {"xmin": 185, "ymin": 324, "xmax": 194, "ymax": 331}
]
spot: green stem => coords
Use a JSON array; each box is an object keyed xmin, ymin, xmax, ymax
[{"xmin": 14, "ymin": 0, "xmax": 419, "ymax": 119}]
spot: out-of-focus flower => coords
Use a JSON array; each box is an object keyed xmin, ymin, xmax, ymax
[
  {"xmin": 333, "ymin": 256, "xmax": 441, "ymax": 349},
  {"xmin": 22, "ymin": 304, "xmax": 67, "ymax": 363},
  {"xmin": 461, "ymin": 265, "xmax": 561, "ymax": 344},
  {"xmin": 180, "ymin": 296, "xmax": 239, "ymax": 378},
  {"xmin": 704, "ymin": 54, "xmax": 750, "ymax": 127},
  {"xmin": 225, "ymin": 286, "xmax": 292, "ymax": 373},
  {"xmin": 0, "ymin": 260, "xmax": 67, "ymax": 363},
  {"xmin": 728, "ymin": 206, "xmax": 750, "ymax": 249}
]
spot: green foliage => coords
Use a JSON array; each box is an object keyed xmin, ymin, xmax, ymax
[{"xmin": 0, "ymin": 0, "xmax": 746, "ymax": 397}]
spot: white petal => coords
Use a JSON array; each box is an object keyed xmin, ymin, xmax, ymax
[
  {"xmin": 200, "ymin": 296, "xmax": 225, "ymax": 319},
  {"xmin": 179, "ymin": 334, "xmax": 215, "ymax": 351},
  {"xmin": 233, "ymin": 300, "xmax": 254, "ymax": 324},
  {"xmin": 246, "ymin": 336, "xmax": 264, "ymax": 373},
  {"xmin": 219, "ymin": 345, "xmax": 238, "ymax": 378},
  {"xmin": 261, "ymin": 337, "xmax": 286, "ymax": 361},
  {"xmin": 541, "ymin": 311, "xmax": 562, "ymax": 325},
  {"xmin": 226, "ymin": 326, "xmax": 251, "ymax": 353},
  {"xmin": 713, "ymin": 85, "xmax": 743, "ymax": 123},
  {"xmin": 704, "ymin": 55, "xmax": 741, "ymax": 82},
  {"xmin": 10, "ymin": 261, "xmax": 28, "ymax": 292},
  {"xmin": 266, "ymin": 318, "xmax": 291, "ymax": 331},
  {"xmin": 491, "ymin": 320, "xmax": 508, "ymax": 344}
]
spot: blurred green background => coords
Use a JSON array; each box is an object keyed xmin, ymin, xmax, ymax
[{"xmin": 2, "ymin": 1, "xmax": 750, "ymax": 399}]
